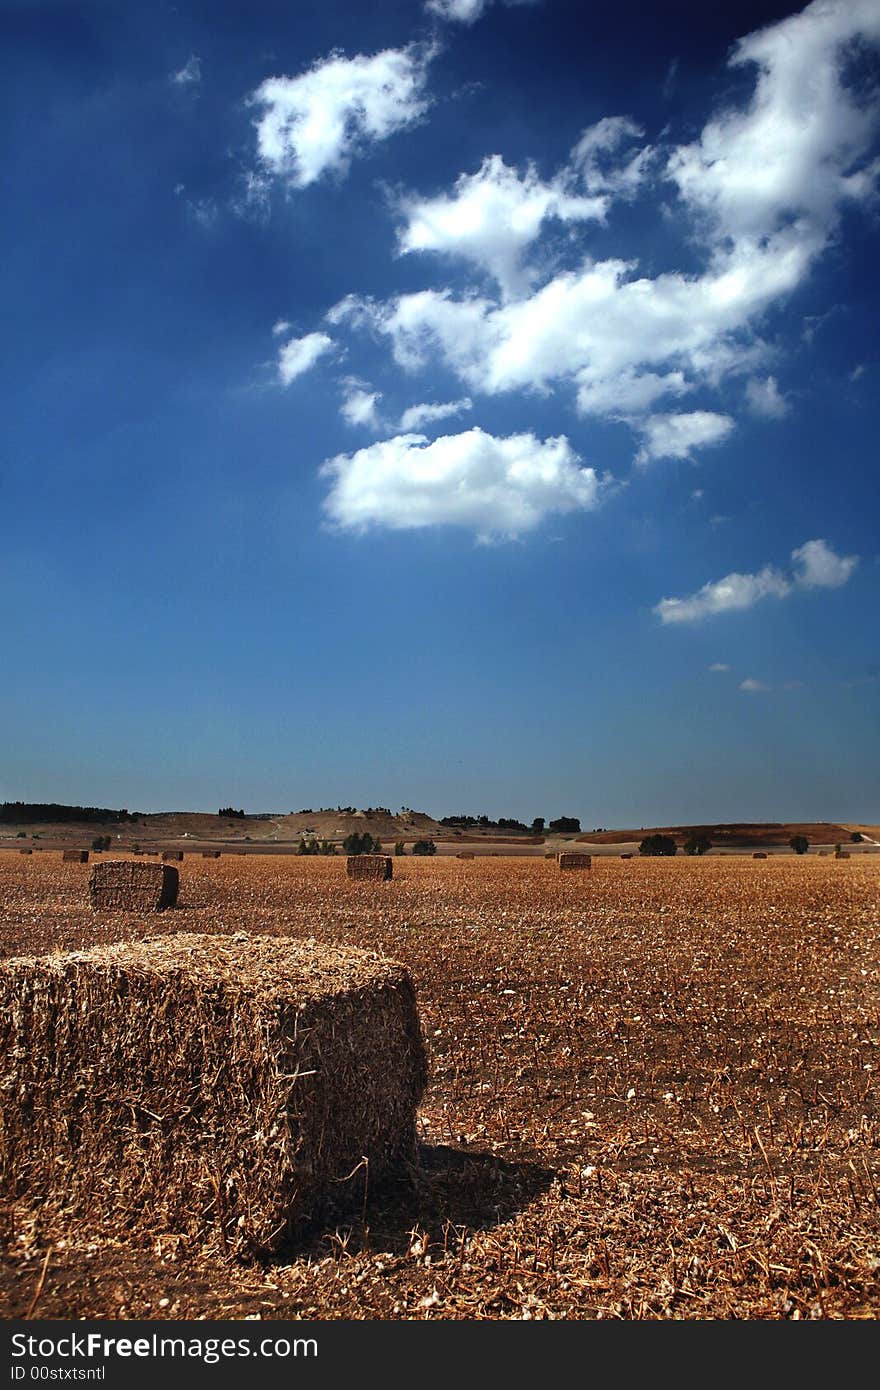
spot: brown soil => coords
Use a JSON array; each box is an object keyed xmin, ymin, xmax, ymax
[{"xmin": 1, "ymin": 853, "xmax": 878, "ymax": 1320}]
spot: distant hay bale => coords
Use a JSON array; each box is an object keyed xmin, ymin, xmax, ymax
[
  {"xmin": 835, "ymin": 850, "xmax": 850, "ymax": 859},
  {"xmin": 162, "ymin": 850, "xmax": 184, "ymax": 861},
  {"xmin": 202, "ymin": 850, "xmax": 221, "ymax": 858},
  {"xmin": 558, "ymin": 852, "xmax": 592, "ymax": 871},
  {"xmin": 752, "ymin": 852, "xmax": 767, "ymax": 859},
  {"xmin": 89, "ymin": 860, "xmax": 179, "ymax": 912},
  {"xmin": 346, "ymin": 855, "xmax": 392, "ymax": 881},
  {"xmin": 18, "ymin": 849, "xmax": 32, "ymax": 855},
  {"xmin": 456, "ymin": 851, "xmax": 475, "ymax": 859},
  {"xmin": 0, "ymin": 933, "xmax": 427, "ymax": 1256},
  {"xmin": 62, "ymin": 850, "xmax": 89, "ymax": 863},
  {"xmin": 620, "ymin": 853, "xmax": 633, "ymax": 859}
]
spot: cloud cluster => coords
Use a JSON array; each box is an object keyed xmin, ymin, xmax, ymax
[
  {"xmin": 635, "ymin": 411, "xmax": 734, "ymax": 465},
  {"xmin": 655, "ymin": 538, "xmax": 858, "ymax": 624},
  {"xmin": 251, "ymin": 46, "xmax": 432, "ymax": 188},
  {"xmin": 321, "ymin": 427, "xmax": 601, "ymax": 539}
]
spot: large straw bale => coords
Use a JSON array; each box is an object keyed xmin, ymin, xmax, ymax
[
  {"xmin": 0, "ymin": 934, "xmax": 426, "ymax": 1256},
  {"xmin": 162, "ymin": 850, "xmax": 184, "ymax": 861},
  {"xmin": 346, "ymin": 855, "xmax": 392, "ymax": 881},
  {"xmin": 62, "ymin": 850, "xmax": 89, "ymax": 863},
  {"xmin": 89, "ymin": 860, "xmax": 179, "ymax": 912},
  {"xmin": 558, "ymin": 852, "xmax": 592, "ymax": 871}
]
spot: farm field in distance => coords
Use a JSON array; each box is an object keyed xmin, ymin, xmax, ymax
[{"xmin": 1, "ymin": 852, "xmax": 878, "ymax": 1320}]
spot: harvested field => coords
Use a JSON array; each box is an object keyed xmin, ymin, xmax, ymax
[
  {"xmin": 61, "ymin": 850, "xmax": 88, "ymax": 863},
  {"xmin": 0, "ymin": 934, "xmax": 426, "ymax": 1257},
  {"xmin": 0, "ymin": 852, "xmax": 878, "ymax": 1320},
  {"xmin": 89, "ymin": 860, "xmax": 179, "ymax": 912}
]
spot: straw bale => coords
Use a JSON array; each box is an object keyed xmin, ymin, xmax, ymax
[
  {"xmin": 558, "ymin": 852, "xmax": 592, "ymax": 871},
  {"xmin": 18, "ymin": 849, "xmax": 32, "ymax": 855},
  {"xmin": 0, "ymin": 933, "xmax": 427, "ymax": 1256},
  {"xmin": 456, "ymin": 851, "xmax": 475, "ymax": 860},
  {"xmin": 835, "ymin": 851, "xmax": 850, "ymax": 859},
  {"xmin": 162, "ymin": 850, "xmax": 184, "ymax": 861},
  {"xmin": 62, "ymin": 850, "xmax": 89, "ymax": 863},
  {"xmin": 89, "ymin": 860, "xmax": 179, "ymax": 912},
  {"xmin": 620, "ymin": 853, "xmax": 633, "ymax": 859},
  {"xmin": 202, "ymin": 851, "xmax": 221, "ymax": 858},
  {"xmin": 753, "ymin": 852, "xmax": 767, "ymax": 859},
  {"xmin": 346, "ymin": 855, "xmax": 392, "ymax": 881}
]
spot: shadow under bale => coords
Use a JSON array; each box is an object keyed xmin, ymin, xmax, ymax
[{"xmin": 272, "ymin": 1144, "xmax": 556, "ymax": 1263}]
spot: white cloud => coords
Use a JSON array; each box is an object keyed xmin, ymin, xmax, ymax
[
  {"xmin": 251, "ymin": 45, "xmax": 433, "ymax": 189},
  {"xmin": 340, "ymin": 380, "xmax": 383, "ymax": 428},
  {"xmin": 570, "ymin": 116, "xmax": 654, "ymax": 196},
  {"xmin": 277, "ymin": 332, "xmax": 334, "ymax": 384},
  {"xmin": 709, "ymin": 662, "xmax": 730, "ymax": 672},
  {"xmin": 666, "ymin": 0, "xmax": 880, "ymax": 254},
  {"xmin": 397, "ymin": 154, "xmax": 607, "ymax": 300},
  {"xmin": 655, "ymin": 537, "xmax": 858, "ymax": 624},
  {"xmin": 791, "ymin": 537, "xmax": 858, "ymax": 588},
  {"xmin": 398, "ymin": 397, "xmax": 472, "ymax": 430},
  {"xmin": 171, "ymin": 55, "xmax": 201, "ymax": 86},
  {"xmin": 272, "ymin": 318, "xmax": 292, "ymax": 337},
  {"xmin": 746, "ymin": 374, "xmax": 789, "ymax": 418},
  {"xmin": 740, "ymin": 678, "xmax": 770, "ymax": 692},
  {"xmin": 425, "ymin": 0, "xmax": 540, "ymax": 23},
  {"xmin": 635, "ymin": 411, "xmax": 734, "ymax": 464},
  {"xmin": 656, "ymin": 565, "xmax": 791, "ymax": 625},
  {"xmin": 320, "ymin": 427, "xmax": 602, "ymax": 539},
  {"xmin": 425, "ymin": 0, "xmax": 488, "ymax": 20},
  {"xmin": 336, "ymin": 3, "xmax": 880, "ymax": 431}
]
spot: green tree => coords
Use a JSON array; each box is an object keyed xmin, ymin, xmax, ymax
[
  {"xmin": 851, "ymin": 831, "xmax": 864, "ymax": 843},
  {"xmin": 789, "ymin": 834, "xmax": 809, "ymax": 855},
  {"xmin": 531, "ymin": 817, "xmax": 545, "ymax": 835},
  {"xmin": 683, "ymin": 833, "xmax": 712, "ymax": 856},
  {"xmin": 639, "ymin": 833, "xmax": 677, "ymax": 857},
  {"xmin": 394, "ymin": 841, "xmax": 406, "ymax": 856},
  {"xmin": 411, "ymin": 839, "xmax": 437, "ymax": 856}
]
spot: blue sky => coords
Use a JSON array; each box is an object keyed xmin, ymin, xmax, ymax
[{"xmin": 3, "ymin": 0, "xmax": 878, "ymax": 824}]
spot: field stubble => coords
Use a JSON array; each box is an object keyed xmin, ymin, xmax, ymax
[{"xmin": 1, "ymin": 853, "xmax": 878, "ymax": 1320}]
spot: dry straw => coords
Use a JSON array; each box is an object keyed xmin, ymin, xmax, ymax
[
  {"xmin": 89, "ymin": 860, "xmax": 179, "ymax": 912},
  {"xmin": 62, "ymin": 851, "xmax": 89, "ymax": 863},
  {"xmin": 557, "ymin": 852, "xmax": 592, "ymax": 871},
  {"xmin": 346, "ymin": 855, "xmax": 392, "ymax": 882},
  {"xmin": 0, "ymin": 933, "xmax": 427, "ymax": 1257}
]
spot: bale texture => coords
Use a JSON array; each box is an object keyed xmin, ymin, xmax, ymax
[
  {"xmin": 558, "ymin": 852, "xmax": 592, "ymax": 871},
  {"xmin": 89, "ymin": 860, "xmax": 179, "ymax": 912},
  {"xmin": 346, "ymin": 855, "xmax": 392, "ymax": 881},
  {"xmin": 0, "ymin": 933, "xmax": 426, "ymax": 1256},
  {"xmin": 62, "ymin": 850, "xmax": 89, "ymax": 863}
]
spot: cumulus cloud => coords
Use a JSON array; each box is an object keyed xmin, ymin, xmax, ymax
[
  {"xmin": 635, "ymin": 411, "xmax": 734, "ymax": 465},
  {"xmin": 739, "ymin": 678, "xmax": 770, "ymax": 692},
  {"xmin": 277, "ymin": 332, "xmax": 334, "ymax": 384},
  {"xmin": 397, "ymin": 154, "xmax": 607, "ymax": 299},
  {"xmin": 340, "ymin": 380, "xmax": 383, "ymax": 428},
  {"xmin": 655, "ymin": 538, "xmax": 858, "ymax": 624},
  {"xmin": 746, "ymin": 374, "xmax": 789, "ymax": 418},
  {"xmin": 171, "ymin": 55, "xmax": 201, "ymax": 86},
  {"xmin": 320, "ymin": 427, "xmax": 602, "ymax": 539},
  {"xmin": 251, "ymin": 46, "xmax": 433, "ymax": 189},
  {"xmin": 791, "ymin": 537, "xmax": 858, "ymax": 588},
  {"xmin": 709, "ymin": 662, "xmax": 730, "ymax": 672},
  {"xmin": 398, "ymin": 397, "xmax": 472, "ymax": 430},
  {"xmin": 335, "ymin": 2, "xmax": 880, "ymax": 432}
]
